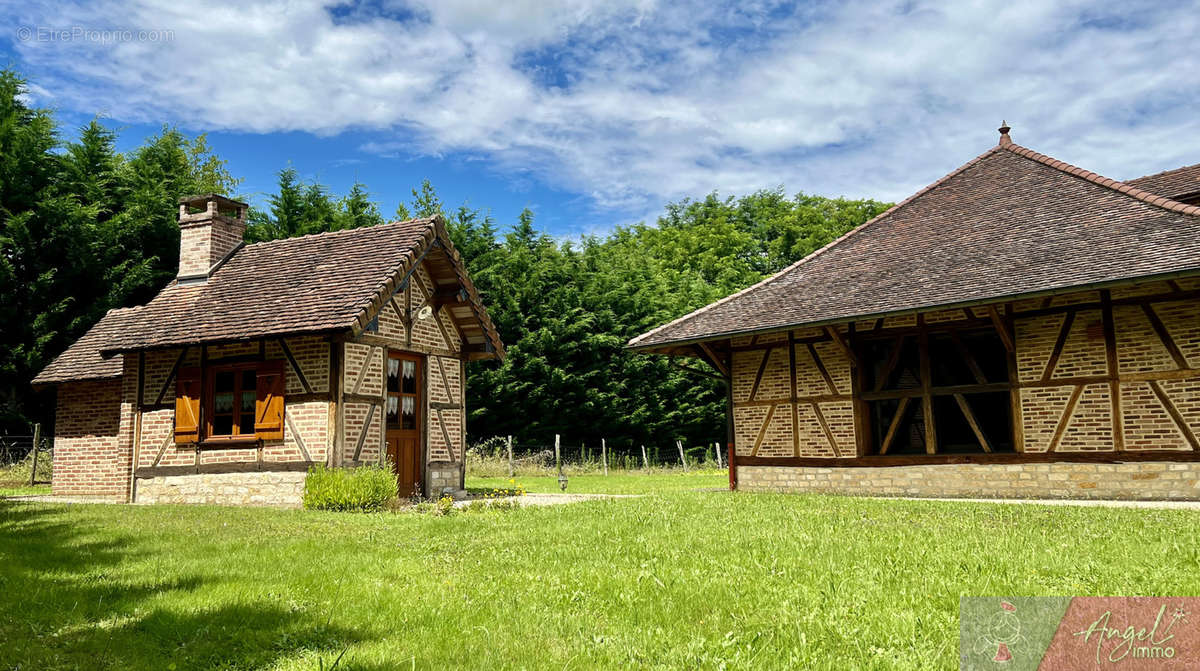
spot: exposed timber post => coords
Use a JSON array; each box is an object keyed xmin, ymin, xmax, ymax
[
  {"xmin": 506, "ymin": 435, "xmax": 514, "ymax": 478},
  {"xmin": 601, "ymin": 438, "xmax": 608, "ymax": 476},
  {"xmin": 640, "ymin": 444, "xmax": 648, "ymax": 469},
  {"xmin": 676, "ymin": 439, "xmax": 688, "ymax": 472}
]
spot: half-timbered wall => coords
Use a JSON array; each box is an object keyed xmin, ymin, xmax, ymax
[
  {"xmin": 731, "ymin": 326, "xmax": 857, "ymax": 458},
  {"xmin": 338, "ymin": 263, "xmax": 467, "ymax": 490},
  {"xmin": 730, "ymin": 277, "xmax": 1200, "ymax": 499},
  {"xmin": 133, "ymin": 335, "xmax": 331, "ymax": 473},
  {"xmin": 1012, "ymin": 279, "xmax": 1200, "ymax": 453}
]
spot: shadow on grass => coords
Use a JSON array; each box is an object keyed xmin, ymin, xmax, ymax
[{"xmin": 0, "ymin": 503, "xmax": 364, "ymax": 670}]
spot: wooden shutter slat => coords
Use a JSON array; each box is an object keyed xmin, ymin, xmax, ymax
[
  {"xmin": 255, "ymin": 361, "xmax": 286, "ymax": 441},
  {"xmin": 174, "ymin": 366, "xmax": 201, "ymax": 444}
]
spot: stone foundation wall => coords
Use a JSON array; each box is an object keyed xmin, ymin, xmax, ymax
[
  {"xmin": 737, "ymin": 462, "xmax": 1200, "ymax": 500},
  {"xmin": 135, "ymin": 471, "xmax": 306, "ymax": 507},
  {"xmin": 426, "ymin": 461, "xmax": 463, "ymax": 497}
]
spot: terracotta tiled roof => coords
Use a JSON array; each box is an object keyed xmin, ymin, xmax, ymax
[
  {"xmin": 1126, "ymin": 163, "xmax": 1200, "ymax": 200},
  {"xmin": 34, "ymin": 217, "xmax": 504, "ymax": 384},
  {"xmin": 31, "ymin": 307, "xmax": 137, "ymax": 385},
  {"xmin": 629, "ymin": 141, "xmax": 1200, "ymax": 350}
]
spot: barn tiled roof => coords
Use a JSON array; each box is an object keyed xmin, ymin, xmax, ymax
[
  {"xmin": 629, "ymin": 138, "xmax": 1200, "ymax": 350},
  {"xmin": 1126, "ymin": 163, "xmax": 1200, "ymax": 200},
  {"xmin": 31, "ymin": 307, "xmax": 137, "ymax": 384},
  {"xmin": 35, "ymin": 217, "xmax": 504, "ymax": 384}
]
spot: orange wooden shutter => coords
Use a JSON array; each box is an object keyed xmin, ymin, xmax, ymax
[
  {"xmin": 174, "ymin": 366, "xmax": 202, "ymax": 444},
  {"xmin": 255, "ymin": 361, "xmax": 286, "ymax": 441}
]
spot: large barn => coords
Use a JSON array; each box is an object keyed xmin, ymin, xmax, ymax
[
  {"xmin": 33, "ymin": 194, "xmax": 504, "ymax": 506},
  {"xmin": 629, "ymin": 125, "xmax": 1200, "ymax": 500}
]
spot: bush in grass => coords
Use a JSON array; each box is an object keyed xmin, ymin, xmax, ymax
[{"xmin": 303, "ymin": 464, "xmax": 397, "ymax": 512}]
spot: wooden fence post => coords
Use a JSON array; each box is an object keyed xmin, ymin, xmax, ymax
[
  {"xmin": 715, "ymin": 441, "xmax": 723, "ymax": 468},
  {"xmin": 506, "ymin": 435, "xmax": 514, "ymax": 478},
  {"xmin": 30, "ymin": 423, "xmax": 41, "ymax": 486},
  {"xmin": 555, "ymin": 434, "xmax": 561, "ymax": 473},
  {"xmin": 676, "ymin": 439, "xmax": 688, "ymax": 472},
  {"xmin": 640, "ymin": 444, "xmax": 648, "ymax": 470},
  {"xmin": 601, "ymin": 438, "xmax": 608, "ymax": 476}
]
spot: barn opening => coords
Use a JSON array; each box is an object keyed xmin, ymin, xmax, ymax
[{"xmin": 858, "ymin": 325, "xmax": 1014, "ymax": 455}]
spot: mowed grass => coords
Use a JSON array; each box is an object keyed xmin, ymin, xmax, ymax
[
  {"xmin": 469, "ymin": 469, "xmax": 728, "ymax": 494},
  {"xmin": 3, "ymin": 476, "xmax": 1200, "ymax": 670}
]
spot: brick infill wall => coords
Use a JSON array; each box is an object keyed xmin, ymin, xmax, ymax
[{"xmin": 737, "ymin": 462, "xmax": 1200, "ymax": 501}]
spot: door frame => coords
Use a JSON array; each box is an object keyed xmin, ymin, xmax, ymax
[{"xmin": 385, "ymin": 349, "xmax": 427, "ymax": 496}]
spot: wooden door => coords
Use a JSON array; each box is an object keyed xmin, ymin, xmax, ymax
[{"xmin": 385, "ymin": 352, "xmax": 422, "ymax": 497}]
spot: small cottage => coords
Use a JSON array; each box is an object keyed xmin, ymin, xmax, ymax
[
  {"xmin": 629, "ymin": 125, "xmax": 1200, "ymax": 500},
  {"xmin": 33, "ymin": 194, "xmax": 504, "ymax": 505}
]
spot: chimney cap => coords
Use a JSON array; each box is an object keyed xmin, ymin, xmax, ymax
[
  {"xmin": 178, "ymin": 193, "xmax": 249, "ymax": 209},
  {"xmin": 998, "ymin": 120, "xmax": 1012, "ymax": 145}
]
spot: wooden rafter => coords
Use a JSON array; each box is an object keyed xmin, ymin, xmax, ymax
[
  {"xmin": 1147, "ymin": 381, "xmax": 1200, "ymax": 450},
  {"xmin": 879, "ymin": 397, "xmax": 912, "ymax": 455},
  {"xmin": 986, "ymin": 306, "xmax": 1015, "ymax": 353},
  {"xmin": 1040, "ymin": 310, "xmax": 1076, "ymax": 382},
  {"xmin": 1141, "ymin": 304, "xmax": 1189, "ymax": 370},
  {"xmin": 947, "ymin": 331, "xmax": 988, "ymax": 384},
  {"xmin": 1047, "ymin": 385, "xmax": 1085, "ymax": 453},
  {"xmin": 823, "ymin": 326, "xmax": 859, "ymax": 367},
  {"xmin": 873, "ymin": 334, "xmax": 907, "ymax": 393},
  {"xmin": 670, "ymin": 359, "xmax": 724, "ymax": 382},
  {"xmin": 697, "ymin": 342, "xmax": 730, "ymax": 378},
  {"xmin": 953, "ymin": 393, "xmax": 992, "ymax": 452}
]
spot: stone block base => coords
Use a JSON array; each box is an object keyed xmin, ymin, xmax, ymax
[
  {"xmin": 426, "ymin": 462, "xmax": 463, "ymax": 498},
  {"xmin": 736, "ymin": 462, "xmax": 1200, "ymax": 501},
  {"xmin": 135, "ymin": 471, "xmax": 306, "ymax": 507}
]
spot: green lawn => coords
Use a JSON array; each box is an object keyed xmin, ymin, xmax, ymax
[
  {"xmin": 469, "ymin": 469, "xmax": 728, "ymax": 494},
  {"xmin": 2, "ymin": 475, "xmax": 1198, "ymax": 670}
]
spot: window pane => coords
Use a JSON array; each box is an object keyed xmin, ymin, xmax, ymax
[
  {"xmin": 213, "ymin": 392, "xmax": 234, "ymax": 414},
  {"xmin": 401, "ymin": 396, "xmax": 415, "ymax": 430},
  {"xmin": 242, "ymin": 369, "xmax": 257, "ymax": 392},
  {"xmin": 239, "ymin": 411, "xmax": 256, "ymax": 435},
  {"xmin": 386, "ymin": 396, "xmax": 399, "ymax": 424},
  {"xmin": 215, "ymin": 371, "xmax": 235, "ymax": 393},
  {"xmin": 240, "ymin": 391, "xmax": 256, "ymax": 414},
  {"xmin": 387, "ymin": 358, "xmax": 400, "ymax": 392},
  {"xmin": 401, "ymin": 360, "xmax": 416, "ymax": 394},
  {"xmin": 213, "ymin": 414, "xmax": 233, "ymax": 436}
]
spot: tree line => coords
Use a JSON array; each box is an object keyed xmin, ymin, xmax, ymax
[{"xmin": 0, "ymin": 69, "xmax": 891, "ymax": 446}]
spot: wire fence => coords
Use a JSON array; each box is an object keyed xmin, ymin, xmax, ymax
[
  {"xmin": 0, "ymin": 424, "xmax": 52, "ymax": 485},
  {"xmin": 466, "ymin": 434, "xmax": 727, "ymax": 477}
]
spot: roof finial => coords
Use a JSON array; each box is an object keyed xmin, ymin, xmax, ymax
[{"xmin": 998, "ymin": 120, "xmax": 1012, "ymax": 145}]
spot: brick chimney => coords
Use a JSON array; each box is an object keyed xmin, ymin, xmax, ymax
[{"xmin": 177, "ymin": 194, "xmax": 247, "ymax": 282}]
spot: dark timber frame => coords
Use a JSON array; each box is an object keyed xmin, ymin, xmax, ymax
[{"xmin": 690, "ymin": 283, "xmax": 1200, "ymax": 469}]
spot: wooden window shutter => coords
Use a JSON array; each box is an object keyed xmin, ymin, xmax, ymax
[
  {"xmin": 255, "ymin": 361, "xmax": 286, "ymax": 441},
  {"xmin": 174, "ymin": 367, "xmax": 202, "ymax": 444}
]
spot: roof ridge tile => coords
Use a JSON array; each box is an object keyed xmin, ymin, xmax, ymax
[{"xmin": 1000, "ymin": 143, "xmax": 1200, "ymax": 217}]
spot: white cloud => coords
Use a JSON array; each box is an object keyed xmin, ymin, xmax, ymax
[{"xmin": 8, "ymin": 0, "xmax": 1200, "ymax": 216}]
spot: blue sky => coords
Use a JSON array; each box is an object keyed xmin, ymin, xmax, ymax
[{"xmin": 3, "ymin": 0, "xmax": 1199, "ymax": 237}]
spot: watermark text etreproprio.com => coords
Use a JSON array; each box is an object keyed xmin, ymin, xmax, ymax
[{"xmin": 15, "ymin": 26, "xmax": 175, "ymax": 44}]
